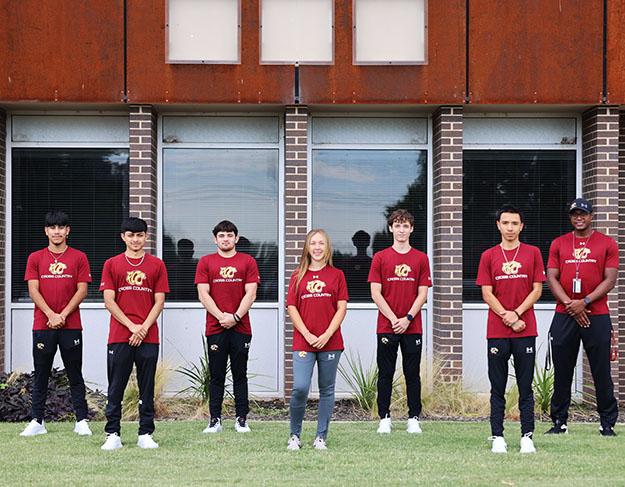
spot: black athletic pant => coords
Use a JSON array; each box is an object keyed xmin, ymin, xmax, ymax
[
  {"xmin": 31, "ymin": 329, "xmax": 88, "ymax": 422},
  {"xmin": 487, "ymin": 336, "xmax": 536, "ymax": 437},
  {"xmin": 549, "ymin": 312, "xmax": 618, "ymax": 428},
  {"xmin": 207, "ymin": 329, "xmax": 251, "ymax": 419},
  {"xmin": 376, "ymin": 333, "xmax": 422, "ymax": 419},
  {"xmin": 104, "ymin": 342, "xmax": 159, "ymax": 436}
]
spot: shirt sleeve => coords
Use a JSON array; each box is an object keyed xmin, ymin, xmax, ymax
[
  {"xmin": 475, "ymin": 250, "xmax": 492, "ymax": 286},
  {"xmin": 367, "ymin": 253, "xmax": 382, "ymax": 284},
  {"xmin": 418, "ymin": 254, "xmax": 432, "ymax": 287},
  {"xmin": 245, "ymin": 256, "xmax": 261, "ymax": 284},
  {"xmin": 546, "ymin": 238, "xmax": 560, "ymax": 269},
  {"xmin": 605, "ymin": 237, "xmax": 620, "ymax": 269},
  {"xmin": 337, "ymin": 270, "xmax": 349, "ymax": 301},
  {"xmin": 533, "ymin": 247, "xmax": 547, "ymax": 283},
  {"xmin": 286, "ymin": 272, "xmax": 299, "ymax": 307},
  {"xmin": 24, "ymin": 253, "xmax": 39, "ymax": 281},
  {"xmin": 154, "ymin": 260, "xmax": 170, "ymax": 293},
  {"xmin": 99, "ymin": 259, "xmax": 114, "ymax": 292},
  {"xmin": 194, "ymin": 257, "xmax": 209, "ymax": 285},
  {"xmin": 77, "ymin": 252, "xmax": 92, "ymax": 283}
]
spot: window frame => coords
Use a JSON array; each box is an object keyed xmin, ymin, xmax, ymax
[
  {"xmin": 462, "ymin": 112, "xmax": 582, "ymax": 310},
  {"xmin": 6, "ymin": 111, "xmax": 131, "ymax": 312},
  {"xmin": 308, "ymin": 111, "xmax": 433, "ymax": 309},
  {"xmin": 157, "ymin": 112, "xmax": 285, "ymax": 308}
]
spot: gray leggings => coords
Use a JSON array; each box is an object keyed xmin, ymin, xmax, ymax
[{"xmin": 289, "ymin": 350, "xmax": 342, "ymax": 440}]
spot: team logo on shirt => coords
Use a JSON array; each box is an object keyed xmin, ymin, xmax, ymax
[
  {"xmin": 395, "ymin": 264, "xmax": 412, "ymax": 277},
  {"xmin": 219, "ymin": 266, "xmax": 237, "ymax": 279},
  {"xmin": 501, "ymin": 261, "xmax": 522, "ymax": 275},
  {"xmin": 49, "ymin": 262, "xmax": 67, "ymax": 275},
  {"xmin": 573, "ymin": 247, "xmax": 591, "ymax": 260},
  {"xmin": 306, "ymin": 280, "xmax": 326, "ymax": 294},
  {"xmin": 126, "ymin": 270, "xmax": 146, "ymax": 286}
]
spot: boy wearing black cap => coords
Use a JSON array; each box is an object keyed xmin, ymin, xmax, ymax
[{"xmin": 545, "ymin": 198, "xmax": 619, "ymax": 436}]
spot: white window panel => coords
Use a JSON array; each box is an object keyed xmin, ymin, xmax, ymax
[
  {"xmin": 312, "ymin": 117, "xmax": 428, "ymax": 145},
  {"xmin": 11, "ymin": 115, "xmax": 129, "ymax": 143},
  {"xmin": 167, "ymin": 0, "xmax": 240, "ymax": 63},
  {"xmin": 463, "ymin": 117, "xmax": 578, "ymax": 146},
  {"xmin": 261, "ymin": 0, "xmax": 333, "ymax": 64},
  {"xmin": 354, "ymin": 0, "xmax": 427, "ymax": 64},
  {"xmin": 162, "ymin": 116, "xmax": 280, "ymax": 143}
]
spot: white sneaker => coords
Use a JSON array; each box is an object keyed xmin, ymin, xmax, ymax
[
  {"xmin": 406, "ymin": 417, "xmax": 422, "ymax": 434},
  {"xmin": 74, "ymin": 419, "xmax": 92, "ymax": 436},
  {"xmin": 489, "ymin": 436, "xmax": 507, "ymax": 453},
  {"xmin": 101, "ymin": 433, "xmax": 123, "ymax": 451},
  {"xmin": 520, "ymin": 435, "xmax": 536, "ymax": 454},
  {"xmin": 287, "ymin": 434, "xmax": 301, "ymax": 451},
  {"xmin": 377, "ymin": 416, "xmax": 392, "ymax": 434},
  {"xmin": 312, "ymin": 437, "xmax": 327, "ymax": 450},
  {"xmin": 20, "ymin": 419, "xmax": 47, "ymax": 437},
  {"xmin": 235, "ymin": 417, "xmax": 251, "ymax": 433},
  {"xmin": 202, "ymin": 417, "xmax": 222, "ymax": 434},
  {"xmin": 137, "ymin": 434, "xmax": 159, "ymax": 449}
]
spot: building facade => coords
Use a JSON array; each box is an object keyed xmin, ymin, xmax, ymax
[{"xmin": 2, "ymin": 0, "xmax": 625, "ymax": 401}]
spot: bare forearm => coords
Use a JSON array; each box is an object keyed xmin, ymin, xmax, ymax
[
  {"xmin": 288, "ymin": 305, "xmax": 312, "ymax": 337},
  {"xmin": 104, "ymin": 297, "xmax": 136, "ymax": 329},
  {"xmin": 235, "ymin": 289, "xmax": 257, "ymax": 318},
  {"xmin": 515, "ymin": 285, "xmax": 542, "ymax": 316},
  {"xmin": 60, "ymin": 284, "xmax": 88, "ymax": 320}
]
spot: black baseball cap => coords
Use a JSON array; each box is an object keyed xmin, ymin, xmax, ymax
[{"xmin": 568, "ymin": 198, "xmax": 593, "ymax": 214}]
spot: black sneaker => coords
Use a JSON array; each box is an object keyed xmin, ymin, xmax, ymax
[
  {"xmin": 544, "ymin": 421, "xmax": 568, "ymax": 435},
  {"xmin": 600, "ymin": 426, "xmax": 617, "ymax": 437}
]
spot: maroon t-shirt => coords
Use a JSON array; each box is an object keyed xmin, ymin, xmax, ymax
[
  {"xmin": 194, "ymin": 252, "xmax": 260, "ymax": 336},
  {"xmin": 24, "ymin": 247, "xmax": 92, "ymax": 330},
  {"xmin": 100, "ymin": 253, "xmax": 169, "ymax": 344},
  {"xmin": 368, "ymin": 247, "xmax": 432, "ymax": 334},
  {"xmin": 287, "ymin": 266, "xmax": 348, "ymax": 352},
  {"xmin": 547, "ymin": 231, "xmax": 619, "ymax": 315},
  {"xmin": 476, "ymin": 243, "xmax": 546, "ymax": 339}
]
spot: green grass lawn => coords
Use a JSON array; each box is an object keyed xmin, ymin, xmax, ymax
[{"xmin": 2, "ymin": 421, "xmax": 624, "ymax": 487}]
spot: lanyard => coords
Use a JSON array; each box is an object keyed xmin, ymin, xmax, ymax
[{"xmin": 572, "ymin": 231, "xmax": 594, "ymax": 278}]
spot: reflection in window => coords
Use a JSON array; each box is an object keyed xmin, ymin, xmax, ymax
[
  {"xmin": 463, "ymin": 150, "xmax": 576, "ymax": 302},
  {"xmin": 312, "ymin": 150, "xmax": 427, "ymax": 302},
  {"xmin": 12, "ymin": 149, "xmax": 129, "ymax": 301},
  {"xmin": 163, "ymin": 149, "xmax": 279, "ymax": 302}
]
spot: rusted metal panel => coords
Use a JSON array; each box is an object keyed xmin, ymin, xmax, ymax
[
  {"xmin": 469, "ymin": 0, "xmax": 603, "ymax": 104},
  {"xmin": 126, "ymin": 0, "xmax": 293, "ymax": 104},
  {"xmin": 606, "ymin": 1, "xmax": 625, "ymax": 104},
  {"xmin": 0, "ymin": 0, "xmax": 125, "ymax": 103},
  {"xmin": 299, "ymin": 0, "xmax": 466, "ymax": 105}
]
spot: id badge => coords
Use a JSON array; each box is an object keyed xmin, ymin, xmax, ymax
[{"xmin": 573, "ymin": 278, "xmax": 582, "ymax": 294}]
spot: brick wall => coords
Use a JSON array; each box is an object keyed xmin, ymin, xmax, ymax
[
  {"xmin": 0, "ymin": 108, "xmax": 5, "ymax": 371},
  {"xmin": 284, "ymin": 106, "xmax": 309, "ymax": 400},
  {"xmin": 619, "ymin": 109, "xmax": 625, "ymax": 402},
  {"xmin": 129, "ymin": 105, "xmax": 158, "ymax": 254},
  {"xmin": 431, "ymin": 107, "xmax": 464, "ymax": 380},
  {"xmin": 581, "ymin": 106, "xmax": 620, "ymax": 400}
]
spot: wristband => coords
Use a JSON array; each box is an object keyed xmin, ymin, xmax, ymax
[
  {"xmin": 233, "ymin": 313, "xmax": 241, "ymax": 323},
  {"xmin": 513, "ymin": 310, "xmax": 521, "ymax": 319},
  {"xmin": 406, "ymin": 314, "xmax": 414, "ymax": 322},
  {"xmin": 583, "ymin": 297, "xmax": 591, "ymax": 306},
  {"xmin": 511, "ymin": 320, "xmax": 518, "ymax": 328}
]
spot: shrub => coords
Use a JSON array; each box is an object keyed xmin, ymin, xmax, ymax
[
  {"xmin": 122, "ymin": 361, "xmax": 175, "ymax": 421},
  {"xmin": 0, "ymin": 369, "xmax": 98, "ymax": 422},
  {"xmin": 338, "ymin": 351, "xmax": 378, "ymax": 417}
]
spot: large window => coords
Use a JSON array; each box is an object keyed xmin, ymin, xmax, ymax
[
  {"xmin": 12, "ymin": 148, "xmax": 129, "ymax": 301},
  {"xmin": 311, "ymin": 117, "xmax": 428, "ymax": 302},
  {"xmin": 162, "ymin": 148, "xmax": 279, "ymax": 302},
  {"xmin": 463, "ymin": 150, "xmax": 576, "ymax": 301}
]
